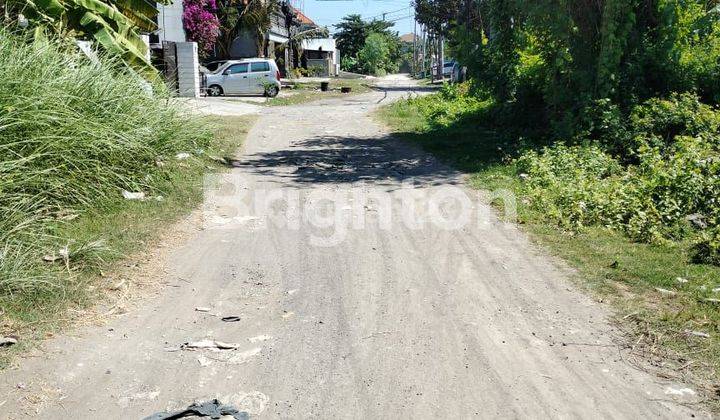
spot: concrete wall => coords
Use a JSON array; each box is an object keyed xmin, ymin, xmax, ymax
[
  {"xmin": 157, "ymin": 1, "xmax": 186, "ymax": 43},
  {"xmin": 301, "ymin": 38, "xmax": 340, "ymax": 74},
  {"xmin": 176, "ymin": 42, "xmax": 199, "ymax": 97}
]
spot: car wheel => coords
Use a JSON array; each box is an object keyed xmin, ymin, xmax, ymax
[
  {"xmin": 265, "ymin": 86, "xmax": 279, "ymax": 98},
  {"xmin": 208, "ymin": 85, "xmax": 223, "ymax": 97}
]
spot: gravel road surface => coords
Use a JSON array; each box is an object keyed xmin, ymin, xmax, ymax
[{"xmin": 0, "ymin": 75, "xmax": 706, "ymax": 419}]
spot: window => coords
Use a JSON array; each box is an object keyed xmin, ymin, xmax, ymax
[
  {"xmin": 226, "ymin": 63, "xmax": 248, "ymax": 74},
  {"xmin": 250, "ymin": 62, "xmax": 270, "ymax": 73}
]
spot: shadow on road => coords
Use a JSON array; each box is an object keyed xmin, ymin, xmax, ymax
[{"xmin": 231, "ymin": 134, "xmax": 461, "ymax": 187}]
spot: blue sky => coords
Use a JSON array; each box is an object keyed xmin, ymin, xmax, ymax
[{"xmin": 299, "ymin": 0, "xmax": 416, "ymax": 36}]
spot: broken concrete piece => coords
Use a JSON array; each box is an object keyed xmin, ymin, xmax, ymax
[
  {"xmin": 655, "ymin": 287, "xmax": 676, "ymax": 297},
  {"xmin": 42, "ymin": 246, "xmax": 70, "ymax": 263},
  {"xmin": 122, "ymin": 190, "xmax": 145, "ymax": 200},
  {"xmin": 180, "ymin": 340, "xmax": 240, "ymax": 351}
]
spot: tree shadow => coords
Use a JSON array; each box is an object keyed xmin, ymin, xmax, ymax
[
  {"xmin": 230, "ymin": 133, "xmax": 463, "ymax": 187},
  {"xmin": 386, "ymin": 102, "xmax": 551, "ymax": 175}
]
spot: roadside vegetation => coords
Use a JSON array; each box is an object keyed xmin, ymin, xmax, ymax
[
  {"xmin": 380, "ymin": 0, "xmax": 720, "ymax": 400},
  {"xmin": 380, "ymin": 82, "xmax": 720, "ymax": 403},
  {"xmin": 265, "ymin": 79, "xmax": 373, "ymax": 106},
  {"xmin": 334, "ymin": 14, "xmax": 411, "ymax": 76},
  {"xmin": 0, "ymin": 30, "xmax": 254, "ymax": 365}
]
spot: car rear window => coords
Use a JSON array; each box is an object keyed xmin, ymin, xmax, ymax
[{"xmin": 250, "ymin": 62, "xmax": 270, "ymax": 72}]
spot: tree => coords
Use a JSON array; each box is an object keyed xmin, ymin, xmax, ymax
[
  {"xmin": 214, "ymin": 0, "xmax": 278, "ymax": 58},
  {"xmin": 240, "ymin": 0, "xmax": 278, "ymax": 57},
  {"xmin": 334, "ymin": 14, "xmax": 395, "ymax": 71},
  {"xmin": 358, "ymin": 32, "xmax": 390, "ymax": 75}
]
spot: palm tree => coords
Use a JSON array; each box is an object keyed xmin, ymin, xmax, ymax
[{"xmin": 239, "ymin": 0, "xmax": 278, "ymax": 56}]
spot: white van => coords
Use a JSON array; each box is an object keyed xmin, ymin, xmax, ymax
[{"xmin": 205, "ymin": 58, "xmax": 281, "ymax": 97}]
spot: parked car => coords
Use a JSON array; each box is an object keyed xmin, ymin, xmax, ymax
[
  {"xmin": 451, "ymin": 62, "xmax": 463, "ymax": 83},
  {"xmin": 442, "ymin": 61, "xmax": 455, "ymax": 78},
  {"xmin": 199, "ymin": 60, "xmax": 228, "ymax": 74},
  {"xmin": 205, "ymin": 58, "xmax": 281, "ymax": 97}
]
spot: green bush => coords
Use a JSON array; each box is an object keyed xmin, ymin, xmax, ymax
[
  {"xmin": 0, "ymin": 31, "xmax": 211, "ymax": 292},
  {"xmin": 405, "ymin": 82, "xmax": 493, "ymax": 128},
  {"xmin": 692, "ymin": 227, "xmax": 720, "ymax": 265},
  {"xmin": 518, "ymin": 120, "xmax": 720, "ymax": 261},
  {"xmin": 629, "ymin": 93, "xmax": 720, "ymax": 153}
]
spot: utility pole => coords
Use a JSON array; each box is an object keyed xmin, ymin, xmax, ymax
[
  {"xmin": 413, "ymin": 17, "xmax": 417, "ymax": 77},
  {"xmin": 420, "ymin": 25, "xmax": 427, "ymax": 78},
  {"xmin": 438, "ymin": 34, "xmax": 445, "ymax": 80}
]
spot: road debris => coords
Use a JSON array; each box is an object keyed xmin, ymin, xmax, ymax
[
  {"xmin": 665, "ymin": 386, "xmax": 696, "ymax": 396},
  {"xmin": 195, "ymin": 307, "xmax": 212, "ymax": 312},
  {"xmin": 42, "ymin": 246, "xmax": 69, "ymax": 263},
  {"xmin": 143, "ymin": 399, "xmax": 249, "ymax": 420},
  {"xmin": 221, "ymin": 316, "xmax": 241, "ymax": 322},
  {"xmin": 654, "ymin": 287, "xmax": 676, "ymax": 297},
  {"xmin": 122, "ymin": 190, "xmax": 146, "ymax": 200},
  {"xmin": 0, "ymin": 336, "xmax": 18, "ymax": 347},
  {"xmin": 179, "ymin": 340, "xmax": 241, "ymax": 351},
  {"xmin": 684, "ymin": 330, "xmax": 710, "ymax": 339},
  {"xmin": 175, "ymin": 152, "xmax": 191, "ymax": 160},
  {"xmin": 675, "ymin": 277, "xmax": 688, "ymax": 284}
]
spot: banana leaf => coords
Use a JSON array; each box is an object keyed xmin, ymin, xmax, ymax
[{"xmin": 21, "ymin": 0, "xmax": 162, "ymax": 76}]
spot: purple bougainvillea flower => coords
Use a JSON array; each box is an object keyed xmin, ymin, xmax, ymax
[{"xmin": 182, "ymin": 0, "xmax": 220, "ymax": 53}]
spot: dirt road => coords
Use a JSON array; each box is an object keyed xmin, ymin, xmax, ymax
[{"xmin": 0, "ymin": 76, "xmax": 706, "ymax": 418}]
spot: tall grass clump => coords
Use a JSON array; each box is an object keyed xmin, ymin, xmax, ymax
[{"xmin": 0, "ymin": 30, "xmax": 211, "ymax": 296}]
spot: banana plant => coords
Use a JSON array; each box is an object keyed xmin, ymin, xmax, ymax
[{"xmin": 15, "ymin": 0, "xmax": 168, "ymax": 74}]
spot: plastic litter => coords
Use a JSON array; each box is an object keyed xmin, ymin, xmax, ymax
[
  {"xmin": 143, "ymin": 399, "xmax": 249, "ymax": 420},
  {"xmin": 122, "ymin": 190, "xmax": 146, "ymax": 200},
  {"xmin": 221, "ymin": 316, "xmax": 241, "ymax": 322},
  {"xmin": 0, "ymin": 336, "xmax": 18, "ymax": 347}
]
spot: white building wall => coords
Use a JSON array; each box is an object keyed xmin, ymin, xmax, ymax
[
  {"xmin": 301, "ymin": 38, "xmax": 340, "ymax": 76},
  {"xmin": 176, "ymin": 42, "xmax": 199, "ymax": 97},
  {"xmin": 301, "ymin": 38, "xmax": 337, "ymax": 61},
  {"xmin": 157, "ymin": 1, "xmax": 186, "ymax": 43}
]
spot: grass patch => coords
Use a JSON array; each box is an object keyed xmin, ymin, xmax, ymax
[
  {"xmin": 0, "ymin": 29, "xmax": 257, "ymax": 366},
  {"xmin": 266, "ymin": 79, "xmax": 373, "ymax": 106},
  {"xmin": 0, "ymin": 115, "xmax": 254, "ymax": 367},
  {"xmin": 377, "ymin": 94, "xmax": 720, "ymax": 399}
]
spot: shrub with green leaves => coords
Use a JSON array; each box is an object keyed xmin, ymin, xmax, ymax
[
  {"xmin": 517, "ymin": 96, "xmax": 720, "ymax": 263},
  {"xmin": 402, "ymin": 82, "xmax": 493, "ymax": 129},
  {"xmin": 0, "ymin": 31, "xmax": 211, "ymax": 293}
]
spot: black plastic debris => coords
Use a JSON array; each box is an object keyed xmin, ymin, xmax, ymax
[
  {"xmin": 143, "ymin": 399, "xmax": 249, "ymax": 420},
  {"xmin": 0, "ymin": 336, "xmax": 18, "ymax": 347},
  {"xmin": 221, "ymin": 316, "xmax": 241, "ymax": 322}
]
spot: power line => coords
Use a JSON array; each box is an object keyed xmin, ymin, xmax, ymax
[{"xmin": 363, "ymin": 5, "xmax": 412, "ymax": 21}]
